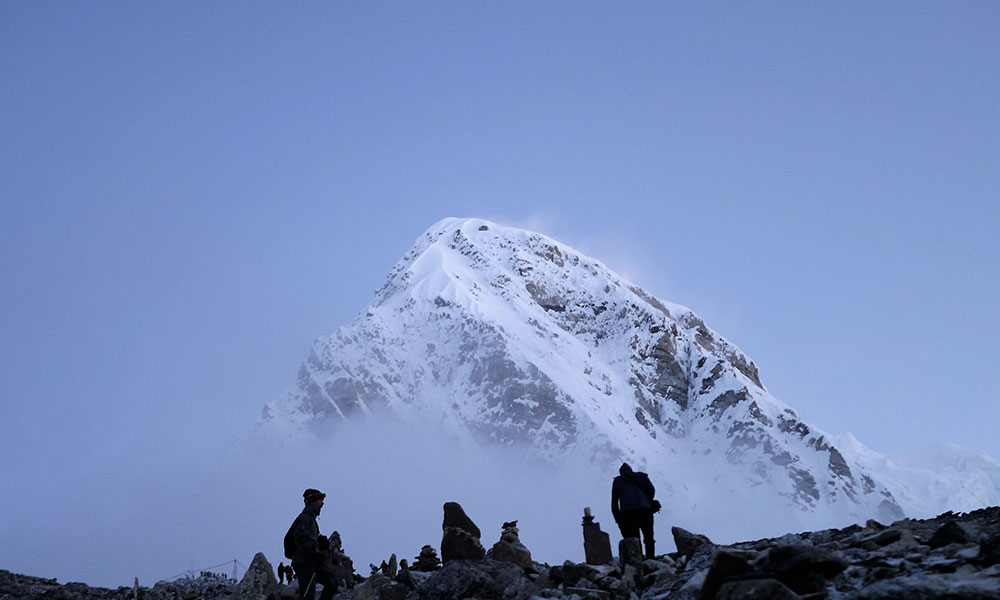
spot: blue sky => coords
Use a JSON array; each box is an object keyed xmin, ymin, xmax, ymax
[{"xmin": 1, "ymin": 1, "xmax": 998, "ymax": 585}]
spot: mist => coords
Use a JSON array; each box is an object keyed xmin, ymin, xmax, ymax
[{"xmin": 1, "ymin": 406, "xmax": 864, "ymax": 589}]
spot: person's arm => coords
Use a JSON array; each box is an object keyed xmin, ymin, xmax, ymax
[
  {"xmin": 611, "ymin": 479, "xmax": 622, "ymax": 521},
  {"xmin": 293, "ymin": 514, "xmax": 320, "ymax": 558}
]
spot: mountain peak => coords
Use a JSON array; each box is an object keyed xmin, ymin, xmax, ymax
[{"xmin": 258, "ymin": 219, "xmax": 1000, "ymax": 532}]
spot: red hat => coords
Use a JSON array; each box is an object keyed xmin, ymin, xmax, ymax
[{"xmin": 303, "ymin": 488, "xmax": 326, "ymax": 504}]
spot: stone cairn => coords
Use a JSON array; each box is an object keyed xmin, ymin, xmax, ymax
[
  {"xmin": 440, "ymin": 501, "xmax": 485, "ymax": 562},
  {"xmin": 581, "ymin": 506, "xmax": 613, "ymax": 566},
  {"xmin": 412, "ymin": 545, "xmax": 441, "ymax": 572},
  {"xmin": 485, "ymin": 520, "xmax": 533, "ymax": 570},
  {"xmin": 325, "ymin": 531, "xmax": 355, "ymax": 589}
]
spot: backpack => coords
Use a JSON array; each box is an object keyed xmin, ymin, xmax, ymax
[
  {"xmin": 631, "ymin": 471, "xmax": 660, "ymax": 512},
  {"xmin": 283, "ymin": 520, "xmax": 297, "ymax": 560}
]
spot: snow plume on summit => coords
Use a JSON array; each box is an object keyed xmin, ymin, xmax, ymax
[{"xmin": 258, "ymin": 217, "xmax": 1000, "ymax": 545}]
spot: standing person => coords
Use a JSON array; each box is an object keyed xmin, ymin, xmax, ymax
[
  {"xmin": 611, "ymin": 462, "xmax": 659, "ymax": 559},
  {"xmin": 289, "ymin": 488, "xmax": 338, "ymax": 600}
]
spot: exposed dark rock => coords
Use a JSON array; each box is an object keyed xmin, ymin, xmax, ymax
[
  {"xmin": 376, "ymin": 581, "xmax": 408, "ymax": 600},
  {"xmin": 928, "ymin": 520, "xmax": 972, "ymax": 548},
  {"xmin": 700, "ymin": 548, "xmax": 755, "ymax": 599},
  {"xmin": 757, "ymin": 544, "xmax": 847, "ymax": 594},
  {"xmin": 486, "ymin": 521, "xmax": 532, "ymax": 570},
  {"xmin": 441, "ymin": 527, "xmax": 485, "ymax": 562},
  {"xmin": 419, "ymin": 560, "xmax": 535, "ymax": 600},
  {"xmin": 441, "ymin": 502, "xmax": 485, "ymax": 562},
  {"xmin": 979, "ymin": 532, "xmax": 1000, "ymax": 566},
  {"xmin": 237, "ymin": 552, "xmax": 278, "ymax": 600},
  {"xmin": 549, "ymin": 561, "xmax": 600, "ymax": 588},
  {"xmin": 326, "ymin": 531, "xmax": 355, "ymax": 589},
  {"xmin": 672, "ymin": 526, "xmax": 715, "ymax": 561},
  {"xmin": 715, "ymin": 578, "xmax": 801, "ymax": 600},
  {"xmin": 352, "ymin": 573, "xmax": 390, "ymax": 600},
  {"xmin": 859, "ymin": 528, "xmax": 903, "ymax": 547},
  {"xmin": 619, "ymin": 538, "xmax": 643, "ymax": 568},
  {"xmin": 7, "ymin": 507, "xmax": 1000, "ymax": 600},
  {"xmin": 413, "ymin": 545, "xmax": 441, "ymax": 572},
  {"xmin": 582, "ymin": 508, "xmax": 614, "ymax": 566}
]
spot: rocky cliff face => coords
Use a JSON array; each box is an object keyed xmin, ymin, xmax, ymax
[{"xmin": 257, "ymin": 218, "xmax": 996, "ymax": 527}]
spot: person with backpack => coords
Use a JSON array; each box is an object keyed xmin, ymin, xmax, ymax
[
  {"xmin": 285, "ymin": 488, "xmax": 338, "ymax": 600},
  {"xmin": 611, "ymin": 462, "xmax": 660, "ymax": 559}
]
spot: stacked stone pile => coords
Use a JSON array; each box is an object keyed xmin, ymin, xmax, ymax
[
  {"xmin": 5, "ymin": 505, "xmax": 1000, "ymax": 600},
  {"xmin": 411, "ymin": 546, "xmax": 440, "ymax": 572},
  {"xmin": 485, "ymin": 520, "xmax": 533, "ymax": 570}
]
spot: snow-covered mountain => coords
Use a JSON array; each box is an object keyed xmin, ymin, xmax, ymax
[{"xmin": 258, "ymin": 217, "xmax": 999, "ymax": 531}]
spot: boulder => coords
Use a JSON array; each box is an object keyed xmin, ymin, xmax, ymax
[
  {"xmin": 757, "ymin": 544, "xmax": 847, "ymax": 594},
  {"xmin": 442, "ymin": 502, "xmax": 481, "ymax": 538},
  {"xmin": 420, "ymin": 559, "xmax": 535, "ymax": 600},
  {"xmin": 377, "ymin": 582, "xmax": 408, "ymax": 600},
  {"xmin": 859, "ymin": 528, "xmax": 903, "ymax": 547},
  {"xmin": 441, "ymin": 502, "xmax": 485, "ymax": 562},
  {"xmin": 671, "ymin": 527, "xmax": 714, "ymax": 561},
  {"xmin": 668, "ymin": 567, "xmax": 708, "ymax": 600},
  {"xmin": 716, "ymin": 578, "xmax": 801, "ymax": 600},
  {"xmin": 238, "ymin": 553, "xmax": 278, "ymax": 600},
  {"xmin": 352, "ymin": 574, "xmax": 390, "ymax": 600},
  {"xmin": 488, "ymin": 521, "xmax": 533, "ymax": 570},
  {"xmin": 928, "ymin": 521, "xmax": 972, "ymax": 548},
  {"xmin": 551, "ymin": 560, "xmax": 599, "ymax": 587},
  {"xmin": 700, "ymin": 548, "xmax": 755, "ymax": 599},
  {"xmin": 489, "ymin": 540, "xmax": 532, "ymax": 570},
  {"xmin": 617, "ymin": 564, "xmax": 639, "ymax": 597},
  {"xmin": 442, "ymin": 527, "xmax": 486, "ymax": 562},
  {"xmin": 619, "ymin": 538, "xmax": 643, "ymax": 568},
  {"xmin": 980, "ymin": 532, "xmax": 1000, "ymax": 566}
]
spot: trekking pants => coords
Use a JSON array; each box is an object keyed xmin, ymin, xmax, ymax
[
  {"xmin": 293, "ymin": 558, "xmax": 338, "ymax": 600},
  {"xmin": 617, "ymin": 508, "xmax": 655, "ymax": 559}
]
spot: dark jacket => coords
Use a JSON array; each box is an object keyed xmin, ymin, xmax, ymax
[
  {"xmin": 290, "ymin": 505, "xmax": 322, "ymax": 565},
  {"xmin": 612, "ymin": 463, "xmax": 655, "ymax": 521}
]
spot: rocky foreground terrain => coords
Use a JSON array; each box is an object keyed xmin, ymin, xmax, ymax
[{"xmin": 4, "ymin": 504, "xmax": 1000, "ymax": 600}]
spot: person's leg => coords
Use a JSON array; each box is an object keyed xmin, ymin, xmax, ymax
[
  {"xmin": 618, "ymin": 511, "xmax": 640, "ymax": 540},
  {"xmin": 639, "ymin": 510, "xmax": 655, "ymax": 559},
  {"xmin": 296, "ymin": 564, "xmax": 317, "ymax": 600},
  {"xmin": 316, "ymin": 567, "xmax": 338, "ymax": 600}
]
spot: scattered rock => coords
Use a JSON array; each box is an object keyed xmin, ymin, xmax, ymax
[
  {"xmin": 859, "ymin": 528, "xmax": 903, "ymax": 547},
  {"xmin": 420, "ymin": 559, "xmax": 535, "ymax": 600},
  {"xmin": 352, "ymin": 573, "xmax": 390, "ymax": 600},
  {"xmin": 7, "ymin": 506, "xmax": 1000, "ymax": 600},
  {"xmin": 716, "ymin": 578, "xmax": 800, "ymax": 600},
  {"xmin": 928, "ymin": 520, "xmax": 972, "ymax": 548},
  {"xmin": 551, "ymin": 561, "xmax": 599, "ymax": 587},
  {"xmin": 980, "ymin": 532, "xmax": 1000, "ymax": 566},
  {"xmin": 758, "ymin": 544, "xmax": 847, "ymax": 594},
  {"xmin": 671, "ymin": 526, "xmax": 714, "ymax": 562},
  {"xmin": 377, "ymin": 581, "xmax": 409, "ymax": 600}
]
